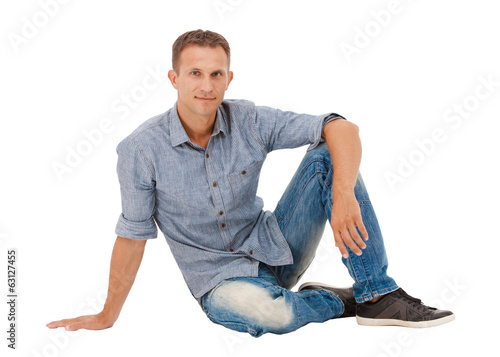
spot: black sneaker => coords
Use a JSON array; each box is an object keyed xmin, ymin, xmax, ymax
[
  {"xmin": 298, "ymin": 282, "xmax": 356, "ymax": 318},
  {"xmin": 356, "ymin": 288, "xmax": 455, "ymax": 328}
]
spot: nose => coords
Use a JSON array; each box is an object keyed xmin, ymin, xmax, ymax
[{"xmin": 200, "ymin": 76, "xmax": 214, "ymax": 93}]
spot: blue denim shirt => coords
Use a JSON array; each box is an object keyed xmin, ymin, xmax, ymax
[{"xmin": 115, "ymin": 99, "xmax": 345, "ymax": 299}]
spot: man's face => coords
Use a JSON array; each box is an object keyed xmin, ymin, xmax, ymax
[{"xmin": 168, "ymin": 44, "xmax": 233, "ymax": 121}]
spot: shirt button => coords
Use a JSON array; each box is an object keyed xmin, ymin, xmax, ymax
[
  {"xmin": 221, "ymin": 223, "xmax": 226, "ymax": 228},
  {"xmin": 249, "ymin": 250, "xmax": 253, "ymax": 255},
  {"xmin": 241, "ymin": 170, "xmax": 246, "ymax": 175},
  {"xmin": 213, "ymin": 182, "xmax": 217, "ymax": 187},
  {"xmin": 229, "ymin": 248, "xmax": 234, "ymax": 252},
  {"xmin": 219, "ymin": 211, "xmax": 223, "ymax": 215},
  {"xmin": 206, "ymin": 153, "xmax": 209, "ymax": 158}
]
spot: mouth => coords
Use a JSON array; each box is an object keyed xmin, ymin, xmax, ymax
[{"xmin": 195, "ymin": 96, "xmax": 216, "ymax": 102}]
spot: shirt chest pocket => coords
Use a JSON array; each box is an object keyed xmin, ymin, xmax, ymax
[{"xmin": 227, "ymin": 161, "xmax": 262, "ymax": 209}]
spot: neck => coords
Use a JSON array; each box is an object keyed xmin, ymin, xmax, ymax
[{"xmin": 177, "ymin": 102, "xmax": 215, "ymax": 149}]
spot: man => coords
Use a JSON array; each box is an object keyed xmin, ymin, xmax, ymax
[{"xmin": 47, "ymin": 30, "xmax": 454, "ymax": 336}]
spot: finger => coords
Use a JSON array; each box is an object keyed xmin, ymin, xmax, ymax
[
  {"xmin": 47, "ymin": 317, "xmax": 87, "ymax": 331},
  {"xmin": 46, "ymin": 319, "xmax": 71, "ymax": 329},
  {"xmin": 333, "ymin": 230, "xmax": 349, "ymax": 259},
  {"xmin": 347, "ymin": 222, "xmax": 367, "ymax": 250},
  {"xmin": 63, "ymin": 316, "xmax": 90, "ymax": 331},
  {"xmin": 340, "ymin": 227, "xmax": 363, "ymax": 256},
  {"xmin": 356, "ymin": 218, "xmax": 369, "ymax": 241},
  {"xmin": 64, "ymin": 322, "xmax": 82, "ymax": 331}
]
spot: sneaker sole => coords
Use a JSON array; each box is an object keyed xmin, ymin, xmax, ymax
[{"xmin": 356, "ymin": 313, "xmax": 455, "ymax": 328}]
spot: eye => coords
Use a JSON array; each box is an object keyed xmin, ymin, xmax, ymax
[
  {"xmin": 190, "ymin": 71, "xmax": 200, "ymax": 76},
  {"xmin": 212, "ymin": 72, "xmax": 222, "ymax": 77}
]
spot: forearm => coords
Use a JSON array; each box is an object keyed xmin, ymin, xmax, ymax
[
  {"xmin": 322, "ymin": 120, "xmax": 362, "ymax": 192},
  {"xmin": 101, "ymin": 236, "xmax": 146, "ymax": 324}
]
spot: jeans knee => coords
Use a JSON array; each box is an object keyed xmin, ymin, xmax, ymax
[
  {"xmin": 303, "ymin": 143, "xmax": 332, "ymax": 176},
  {"xmin": 306, "ymin": 141, "xmax": 331, "ymax": 160},
  {"xmin": 209, "ymin": 281, "xmax": 296, "ymax": 334}
]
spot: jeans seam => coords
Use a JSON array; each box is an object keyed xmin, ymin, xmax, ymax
[
  {"xmin": 347, "ymin": 256, "xmax": 363, "ymax": 288},
  {"xmin": 275, "ymin": 204, "xmax": 283, "ymax": 222},
  {"xmin": 290, "ymin": 293, "xmax": 301, "ymax": 330},
  {"xmin": 208, "ymin": 314, "xmax": 250, "ymax": 330},
  {"xmin": 203, "ymin": 279, "xmax": 229, "ymax": 317},
  {"xmin": 324, "ymin": 290, "xmax": 345, "ymax": 317},
  {"xmin": 358, "ymin": 253, "xmax": 374, "ymax": 297}
]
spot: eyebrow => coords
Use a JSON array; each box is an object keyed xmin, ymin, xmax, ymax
[{"xmin": 187, "ymin": 67, "xmax": 225, "ymax": 73}]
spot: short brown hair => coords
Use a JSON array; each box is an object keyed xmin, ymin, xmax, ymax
[{"xmin": 172, "ymin": 29, "xmax": 231, "ymax": 72}]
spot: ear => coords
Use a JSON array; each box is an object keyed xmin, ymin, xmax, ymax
[
  {"xmin": 226, "ymin": 71, "xmax": 234, "ymax": 89},
  {"xmin": 168, "ymin": 70, "xmax": 178, "ymax": 89}
]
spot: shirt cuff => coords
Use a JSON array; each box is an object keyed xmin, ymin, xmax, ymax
[
  {"xmin": 307, "ymin": 113, "xmax": 347, "ymax": 152},
  {"xmin": 115, "ymin": 213, "xmax": 158, "ymax": 240},
  {"xmin": 322, "ymin": 113, "xmax": 346, "ymax": 129}
]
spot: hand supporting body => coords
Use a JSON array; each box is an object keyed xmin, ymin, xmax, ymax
[{"xmin": 46, "ymin": 236, "xmax": 146, "ymax": 331}]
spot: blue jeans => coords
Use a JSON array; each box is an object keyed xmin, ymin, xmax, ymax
[{"xmin": 199, "ymin": 142, "xmax": 398, "ymax": 337}]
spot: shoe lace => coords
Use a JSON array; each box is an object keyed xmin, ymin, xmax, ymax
[{"xmin": 397, "ymin": 289, "xmax": 436, "ymax": 312}]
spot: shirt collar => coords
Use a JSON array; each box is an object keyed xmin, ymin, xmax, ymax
[{"xmin": 170, "ymin": 102, "xmax": 227, "ymax": 147}]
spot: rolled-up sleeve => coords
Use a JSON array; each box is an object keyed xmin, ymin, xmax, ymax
[
  {"xmin": 251, "ymin": 105, "xmax": 346, "ymax": 153},
  {"xmin": 115, "ymin": 137, "xmax": 158, "ymax": 240}
]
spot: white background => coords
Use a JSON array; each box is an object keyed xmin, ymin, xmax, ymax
[{"xmin": 1, "ymin": 0, "xmax": 499, "ymax": 356}]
